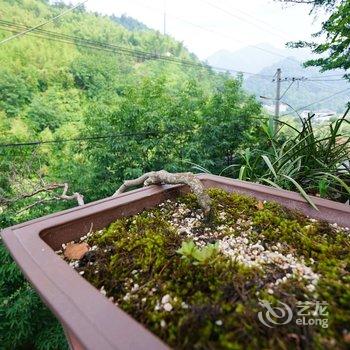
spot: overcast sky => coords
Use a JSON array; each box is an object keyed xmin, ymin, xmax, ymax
[{"xmin": 64, "ymin": 0, "xmax": 323, "ymax": 60}]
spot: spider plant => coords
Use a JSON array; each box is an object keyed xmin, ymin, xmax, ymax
[{"xmin": 236, "ymin": 107, "xmax": 350, "ymax": 204}]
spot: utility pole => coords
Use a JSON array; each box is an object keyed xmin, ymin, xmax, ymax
[
  {"xmin": 262, "ymin": 73, "xmax": 306, "ymax": 132},
  {"xmin": 163, "ymin": 0, "xmax": 167, "ymax": 35},
  {"xmin": 274, "ymin": 68, "xmax": 281, "ymax": 133}
]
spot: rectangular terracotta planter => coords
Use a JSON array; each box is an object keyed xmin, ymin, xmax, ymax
[{"xmin": 1, "ymin": 174, "xmax": 350, "ymax": 350}]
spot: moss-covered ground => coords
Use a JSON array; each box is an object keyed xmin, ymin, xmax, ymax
[{"xmin": 59, "ymin": 189, "xmax": 350, "ymax": 349}]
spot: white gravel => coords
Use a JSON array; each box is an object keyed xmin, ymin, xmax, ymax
[{"xmin": 163, "ymin": 201, "xmax": 321, "ymax": 294}]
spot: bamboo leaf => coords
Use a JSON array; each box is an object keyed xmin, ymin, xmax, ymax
[{"xmin": 219, "ymin": 164, "xmax": 238, "ymax": 176}]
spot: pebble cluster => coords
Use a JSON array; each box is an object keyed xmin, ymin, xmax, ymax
[
  {"xmin": 167, "ymin": 202, "xmax": 223, "ymax": 243},
  {"xmin": 217, "ymin": 233, "xmax": 319, "ymax": 293}
]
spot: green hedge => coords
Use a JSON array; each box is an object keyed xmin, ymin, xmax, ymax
[{"xmin": 0, "ymin": 242, "xmax": 68, "ymax": 350}]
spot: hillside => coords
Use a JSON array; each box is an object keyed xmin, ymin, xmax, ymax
[
  {"xmin": 207, "ymin": 44, "xmax": 349, "ymax": 113},
  {"xmin": 0, "ymin": 0, "xmax": 261, "ymax": 209}
]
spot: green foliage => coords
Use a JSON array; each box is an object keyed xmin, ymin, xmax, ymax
[
  {"xmin": 0, "ymin": 70, "xmax": 34, "ymax": 117},
  {"xmin": 277, "ymin": 0, "xmax": 344, "ymax": 11},
  {"xmin": 282, "ymin": 0, "xmax": 350, "ymax": 77},
  {"xmin": 0, "ymin": 3, "xmax": 261, "ymax": 348},
  {"xmin": 0, "ymin": 243, "xmax": 68, "ymax": 350},
  {"xmin": 111, "ymin": 14, "xmax": 149, "ymax": 31},
  {"xmin": 199, "ymin": 78, "xmax": 261, "ymax": 171},
  {"xmin": 232, "ymin": 111, "xmax": 350, "ymax": 202},
  {"xmin": 25, "ymin": 87, "xmax": 83, "ymax": 132},
  {"xmin": 0, "ymin": 0, "xmax": 260, "ymax": 203}
]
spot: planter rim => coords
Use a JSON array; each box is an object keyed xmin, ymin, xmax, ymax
[
  {"xmin": 1, "ymin": 184, "xmax": 174, "ymax": 350},
  {"xmin": 1, "ymin": 174, "xmax": 349, "ymax": 350},
  {"xmin": 5, "ymin": 174, "xmax": 349, "ymax": 231}
]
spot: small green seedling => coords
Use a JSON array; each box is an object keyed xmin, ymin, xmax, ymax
[{"xmin": 176, "ymin": 240, "xmax": 219, "ymax": 265}]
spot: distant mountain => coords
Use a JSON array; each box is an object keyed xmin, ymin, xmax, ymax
[
  {"xmin": 243, "ymin": 57, "xmax": 349, "ymax": 113},
  {"xmin": 206, "ymin": 43, "xmax": 312, "ymax": 74},
  {"xmin": 207, "ymin": 42, "xmax": 349, "ymax": 112}
]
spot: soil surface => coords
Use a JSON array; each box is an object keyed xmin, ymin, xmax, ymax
[{"xmin": 57, "ymin": 189, "xmax": 350, "ymax": 349}]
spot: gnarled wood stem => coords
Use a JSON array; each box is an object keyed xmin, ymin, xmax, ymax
[{"xmin": 113, "ymin": 170, "xmax": 211, "ymax": 214}]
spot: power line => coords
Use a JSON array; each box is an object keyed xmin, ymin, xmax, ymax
[
  {"xmin": 0, "ymin": 23, "xmax": 228, "ymax": 71},
  {"xmin": 197, "ymin": 0, "xmax": 299, "ymax": 64},
  {"xmin": 0, "ymin": 25, "xmax": 264, "ymax": 77},
  {"xmin": 0, "ymin": 128, "xmax": 191, "ymax": 149},
  {"xmin": 307, "ymin": 78, "xmax": 347, "ymax": 82},
  {"xmin": 133, "ymin": 0, "xmax": 293, "ymax": 62},
  {"xmin": 303, "ymin": 79, "xmax": 347, "ymax": 91},
  {"xmin": 0, "ymin": 20, "xmax": 273, "ymax": 78},
  {"xmin": 307, "ymin": 73, "xmax": 349, "ymax": 79},
  {"xmin": 208, "ymin": 0, "xmax": 293, "ymax": 39},
  {"xmin": 0, "ymin": 20, "xmax": 168, "ymax": 59},
  {"xmin": 198, "ymin": 0, "xmax": 288, "ymax": 41},
  {"xmin": 280, "ymin": 88, "xmax": 350, "ymax": 116},
  {"xmin": 0, "ymin": 1, "xmax": 87, "ymax": 46},
  {"xmin": 279, "ymin": 80, "xmax": 295, "ymax": 99}
]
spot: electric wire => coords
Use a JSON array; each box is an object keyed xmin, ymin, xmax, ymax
[
  {"xmin": 308, "ymin": 79, "xmax": 348, "ymax": 82},
  {"xmin": 4, "ymin": 19, "xmax": 346, "ymax": 83},
  {"xmin": 280, "ymin": 87, "xmax": 350, "ymax": 116},
  {"xmin": 0, "ymin": 20, "xmax": 273, "ymax": 78},
  {"xmin": 130, "ymin": 0, "xmax": 292, "ymax": 62},
  {"xmin": 0, "ymin": 1, "xmax": 87, "ymax": 46},
  {"xmin": 1, "ymin": 12, "xmax": 348, "ymax": 135},
  {"xmin": 0, "ymin": 128, "xmax": 191, "ymax": 148},
  {"xmin": 210, "ymin": 0, "xmax": 293, "ymax": 38},
  {"xmin": 279, "ymin": 81, "xmax": 295, "ymax": 99},
  {"xmin": 307, "ymin": 73, "xmax": 349, "ymax": 78},
  {"xmin": 304, "ymin": 78, "xmax": 348, "ymax": 91},
  {"xmin": 198, "ymin": 0, "xmax": 289, "ymax": 41}
]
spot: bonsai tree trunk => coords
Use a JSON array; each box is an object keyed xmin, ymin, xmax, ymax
[{"xmin": 113, "ymin": 170, "xmax": 211, "ymax": 214}]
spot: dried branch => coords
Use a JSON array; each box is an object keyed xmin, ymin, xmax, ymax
[
  {"xmin": 1, "ymin": 153, "xmax": 84, "ymax": 213},
  {"xmin": 1, "ymin": 183, "xmax": 65, "ymax": 204},
  {"xmin": 1, "ymin": 182, "xmax": 84, "ymax": 212},
  {"xmin": 59, "ymin": 183, "xmax": 85, "ymax": 206},
  {"xmin": 113, "ymin": 170, "xmax": 211, "ymax": 214},
  {"xmin": 113, "ymin": 172, "xmax": 157, "ymax": 195},
  {"xmin": 17, "ymin": 197, "xmax": 59, "ymax": 214}
]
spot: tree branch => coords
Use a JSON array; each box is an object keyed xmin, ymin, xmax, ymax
[
  {"xmin": 59, "ymin": 183, "xmax": 85, "ymax": 206},
  {"xmin": 0, "ymin": 183, "xmax": 65, "ymax": 204},
  {"xmin": 1, "ymin": 182, "xmax": 84, "ymax": 212}
]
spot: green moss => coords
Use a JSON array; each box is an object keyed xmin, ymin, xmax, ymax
[{"xmin": 69, "ymin": 188, "xmax": 350, "ymax": 349}]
